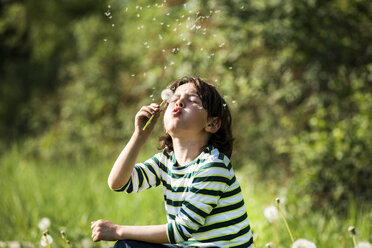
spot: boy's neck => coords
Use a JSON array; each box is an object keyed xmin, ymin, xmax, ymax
[{"xmin": 172, "ymin": 137, "xmax": 208, "ymax": 167}]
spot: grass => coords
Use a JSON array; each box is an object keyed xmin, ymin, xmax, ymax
[{"xmin": 0, "ymin": 145, "xmax": 371, "ymax": 247}]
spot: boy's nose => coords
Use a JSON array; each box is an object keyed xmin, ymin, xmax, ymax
[{"xmin": 176, "ymin": 101, "xmax": 184, "ymax": 108}]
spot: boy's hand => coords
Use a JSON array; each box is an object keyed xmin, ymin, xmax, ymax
[
  {"xmin": 134, "ymin": 103, "xmax": 161, "ymax": 135},
  {"xmin": 91, "ymin": 219, "xmax": 121, "ymax": 242}
]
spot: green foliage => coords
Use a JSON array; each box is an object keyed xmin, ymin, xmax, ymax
[
  {"xmin": 1, "ymin": 0, "xmax": 371, "ymax": 212},
  {"xmin": 1, "ymin": 148, "xmax": 371, "ymax": 247}
]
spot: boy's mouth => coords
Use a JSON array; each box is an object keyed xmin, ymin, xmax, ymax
[{"xmin": 172, "ymin": 108, "xmax": 180, "ymax": 115}]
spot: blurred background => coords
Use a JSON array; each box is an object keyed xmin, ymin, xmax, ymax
[{"xmin": 1, "ymin": 0, "xmax": 371, "ymax": 247}]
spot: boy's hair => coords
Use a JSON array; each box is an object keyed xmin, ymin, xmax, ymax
[{"xmin": 159, "ymin": 76, "xmax": 234, "ymax": 158}]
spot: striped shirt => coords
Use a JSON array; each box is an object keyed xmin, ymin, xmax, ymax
[{"xmin": 115, "ymin": 145, "xmax": 253, "ymax": 247}]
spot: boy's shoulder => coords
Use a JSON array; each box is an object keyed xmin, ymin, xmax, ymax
[{"xmin": 197, "ymin": 146, "xmax": 233, "ymax": 172}]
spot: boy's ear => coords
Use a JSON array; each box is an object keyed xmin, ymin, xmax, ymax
[{"xmin": 205, "ymin": 117, "xmax": 221, "ymax": 134}]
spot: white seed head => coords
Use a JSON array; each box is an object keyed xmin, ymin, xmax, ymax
[
  {"xmin": 161, "ymin": 89, "xmax": 173, "ymax": 102},
  {"xmin": 356, "ymin": 242, "xmax": 372, "ymax": 248},
  {"xmin": 38, "ymin": 217, "xmax": 51, "ymax": 231},
  {"xmin": 348, "ymin": 226, "xmax": 356, "ymax": 235},
  {"xmin": 264, "ymin": 206, "xmax": 279, "ymax": 223},
  {"xmin": 266, "ymin": 242, "xmax": 273, "ymax": 248},
  {"xmin": 291, "ymin": 239, "xmax": 316, "ymax": 248},
  {"xmin": 40, "ymin": 233, "xmax": 53, "ymax": 247}
]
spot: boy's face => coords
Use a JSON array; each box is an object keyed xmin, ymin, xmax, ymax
[{"xmin": 164, "ymin": 83, "xmax": 210, "ymax": 138}]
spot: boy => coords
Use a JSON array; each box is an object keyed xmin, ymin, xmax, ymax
[{"xmin": 91, "ymin": 77, "xmax": 253, "ymax": 247}]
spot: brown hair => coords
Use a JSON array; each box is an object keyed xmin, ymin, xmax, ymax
[{"xmin": 159, "ymin": 77, "xmax": 234, "ymax": 158}]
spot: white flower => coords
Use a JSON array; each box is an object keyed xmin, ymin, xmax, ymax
[
  {"xmin": 265, "ymin": 242, "xmax": 273, "ymax": 248},
  {"xmin": 264, "ymin": 206, "xmax": 279, "ymax": 223},
  {"xmin": 292, "ymin": 239, "xmax": 316, "ymax": 248},
  {"xmin": 40, "ymin": 234, "xmax": 53, "ymax": 247},
  {"xmin": 38, "ymin": 217, "xmax": 51, "ymax": 231},
  {"xmin": 356, "ymin": 242, "xmax": 372, "ymax": 248},
  {"xmin": 161, "ymin": 89, "xmax": 173, "ymax": 102}
]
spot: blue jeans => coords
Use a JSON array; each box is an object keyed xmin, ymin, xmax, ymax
[{"xmin": 113, "ymin": 240, "xmax": 186, "ymax": 248}]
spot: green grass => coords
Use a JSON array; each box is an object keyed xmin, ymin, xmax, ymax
[{"xmin": 0, "ymin": 146, "xmax": 371, "ymax": 247}]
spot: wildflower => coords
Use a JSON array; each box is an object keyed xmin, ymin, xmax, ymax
[
  {"xmin": 38, "ymin": 217, "xmax": 51, "ymax": 231},
  {"xmin": 276, "ymin": 197, "xmax": 295, "ymax": 242},
  {"xmin": 143, "ymin": 89, "xmax": 174, "ymax": 130},
  {"xmin": 265, "ymin": 242, "xmax": 273, "ymax": 248},
  {"xmin": 40, "ymin": 232, "xmax": 53, "ymax": 247},
  {"xmin": 291, "ymin": 239, "xmax": 316, "ymax": 248},
  {"xmin": 348, "ymin": 226, "xmax": 358, "ymax": 247},
  {"xmin": 264, "ymin": 206, "xmax": 279, "ymax": 223},
  {"xmin": 356, "ymin": 242, "xmax": 372, "ymax": 248}
]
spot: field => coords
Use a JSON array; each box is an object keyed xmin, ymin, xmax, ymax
[{"xmin": 0, "ymin": 146, "xmax": 371, "ymax": 248}]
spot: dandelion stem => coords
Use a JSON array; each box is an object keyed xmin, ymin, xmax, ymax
[
  {"xmin": 61, "ymin": 231, "xmax": 72, "ymax": 248},
  {"xmin": 276, "ymin": 199, "xmax": 295, "ymax": 243},
  {"xmin": 43, "ymin": 232, "xmax": 51, "ymax": 248},
  {"xmin": 348, "ymin": 226, "xmax": 358, "ymax": 247},
  {"xmin": 143, "ymin": 100, "xmax": 166, "ymax": 131}
]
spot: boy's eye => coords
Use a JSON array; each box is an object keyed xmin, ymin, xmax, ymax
[
  {"xmin": 190, "ymin": 97, "xmax": 200, "ymax": 103},
  {"xmin": 170, "ymin": 96, "xmax": 179, "ymax": 102}
]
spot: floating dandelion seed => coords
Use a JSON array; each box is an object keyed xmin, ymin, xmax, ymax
[
  {"xmin": 160, "ymin": 22, "xmax": 164, "ymax": 25},
  {"xmin": 229, "ymin": 67, "xmax": 233, "ymax": 70},
  {"xmin": 38, "ymin": 218, "xmax": 51, "ymax": 231},
  {"xmin": 264, "ymin": 206, "xmax": 279, "ymax": 223},
  {"xmin": 153, "ymin": 17, "xmax": 157, "ymax": 21},
  {"xmin": 125, "ymin": 7, "xmax": 128, "ymax": 12},
  {"xmin": 291, "ymin": 239, "xmax": 316, "ymax": 248},
  {"xmin": 164, "ymin": 65, "xmax": 167, "ymax": 70},
  {"xmin": 171, "ymin": 47, "xmax": 180, "ymax": 54},
  {"xmin": 131, "ymin": 74, "xmax": 136, "ymax": 77},
  {"xmin": 109, "ymin": 15, "xmax": 112, "ymax": 19},
  {"xmin": 162, "ymin": 49, "xmax": 166, "ymax": 52},
  {"xmin": 187, "ymin": 41, "xmax": 192, "ymax": 46},
  {"xmin": 219, "ymin": 42, "xmax": 225, "ymax": 47},
  {"xmin": 170, "ymin": 61, "xmax": 175, "ymax": 65},
  {"xmin": 112, "ymin": 24, "xmax": 115, "ymax": 27},
  {"xmin": 103, "ymin": 39, "xmax": 107, "ymax": 42},
  {"xmin": 107, "ymin": 4, "xmax": 111, "ymax": 8},
  {"xmin": 159, "ymin": 34, "xmax": 163, "ymax": 40},
  {"xmin": 143, "ymin": 89, "xmax": 174, "ymax": 131},
  {"xmin": 137, "ymin": 13, "xmax": 140, "ymax": 18}
]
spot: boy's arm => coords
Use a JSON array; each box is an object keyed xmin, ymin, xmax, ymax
[
  {"xmin": 91, "ymin": 220, "xmax": 169, "ymax": 243},
  {"xmin": 108, "ymin": 104, "xmax": 161, "ymax": 190}
]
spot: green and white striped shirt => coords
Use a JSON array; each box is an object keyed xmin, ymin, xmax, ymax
[{"xmin": 115, "ymin": 145, "xmax": 253, "ymax": 247}]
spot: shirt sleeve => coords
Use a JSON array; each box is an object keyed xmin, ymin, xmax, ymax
[
  {"xmin": 113, "ymin": 153, "xmax": 162, "ymax": 193},
  {"xmin": 167, "ymin": 161, "xmax": 232, "ymax": 244}
]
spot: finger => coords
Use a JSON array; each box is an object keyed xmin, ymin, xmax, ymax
[{"xmin": 140, "ymin": 106, "xmax": 156, "ymax": 116}]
